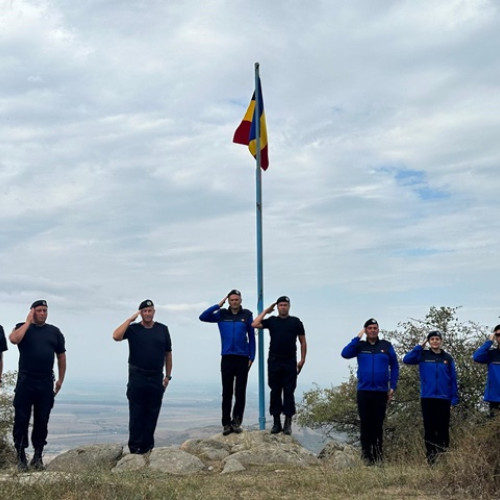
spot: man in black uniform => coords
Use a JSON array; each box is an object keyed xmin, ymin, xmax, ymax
[
  {"xmin": 0, "ymin": 324, "xmax": 8, "ymax": 388},
  {"xmin": 113, "ymin": 299, "xmax": 172, "ymax": 454},
  {"xmin": 252, "ymin": 296, "xmax": 307, "ymax": 435},
  {"xmin": 9, "ymin": 300, "xmax": 66, "ymax": 471}
]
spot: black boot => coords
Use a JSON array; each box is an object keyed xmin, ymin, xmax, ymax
[
  {"xmin": 16, "ymin": 448, "xmax": 28, "ymax": 472},
  {"xmin": 270, "ymin": 415, "xmax": 282, "ymax": 434},
  {"xmin": 30, "ymin": 448, "xmax": 45, "ymax": 471},
  {"xmin": 231, "ymin": 418, "xmax": 243, "ymax": 434},
  {"xmin": 283, "ymin": 416, "xmax": 292, "ymax": 435}
]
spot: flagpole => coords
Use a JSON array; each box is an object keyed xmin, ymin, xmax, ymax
[{"xmin": 254, "ymin": 62, "xmax": 266, "ymax": 430}]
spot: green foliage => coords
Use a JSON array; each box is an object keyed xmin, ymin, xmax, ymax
[
  {"xmin": 297, "ymin": 306, "xmax": 491, "ymax": 460},
  {"xmin": 297, "ymin": 374, "xmax": 358, "ymax": 438}
]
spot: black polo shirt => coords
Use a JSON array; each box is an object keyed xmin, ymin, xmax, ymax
[
  {"xmin": 14, "ymin": 322, "xmax": 66, "ymax": 376},
  {"xmin": 124, "ymin": 322, "xmax": 172, "ymax": 372},
  {"xmin": 262, "ymin": 315, "xmax": 305, "ymax": 358}
]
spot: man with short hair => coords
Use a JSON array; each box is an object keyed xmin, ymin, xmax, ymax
[
  {"xmin": 10, "ymin": 300, "xmax": 66, "ymax": 471},
  {"xmin": 199, "ymin": 289, "xmax": 255, "ymax": 435},
  {"xmin": 341, "ymin": 318, "xmax": 399, "ymax": 464},
  {"xmin": 473, "ymin": 324, "xmax": 500, "ymax": 418},
  {"xmin": 113, "ymin": 300, "xmax": 172, "ymax": 454},
  {"xmin": 252, "ymin": 296, "xmax": 307, "ymax": 435}
]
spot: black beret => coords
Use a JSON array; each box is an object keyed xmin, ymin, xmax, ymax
[
  {"xmin": 31, "ymin": 300, "xmax": 47, "ymax": 308},
  {"xmin": 228, "ymin": 289, "xmax": 241, "ymax": 297},
  {"xmin": 364, "ymin": 318, "xmax": 378, "ymax": 328},
  {"xmin": 139, "ymin": 299, "xmax": 154, "ymax": 310},
  {"xmin": 276, "ymin": 296, "xmax": 290, "ymax": 304},
  {"xmin": 427, "ymin": 330, "xmax": 442, "ymax": 341}
]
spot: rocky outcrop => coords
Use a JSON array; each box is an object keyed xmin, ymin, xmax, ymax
[{"xmin": 4, "ymin": 431, "xmax": 356, "ymax": 478}]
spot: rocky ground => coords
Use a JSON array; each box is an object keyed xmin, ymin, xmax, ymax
[{"xmin": 0, "ymin": 430, "xmax": 358, "ymax": 482}]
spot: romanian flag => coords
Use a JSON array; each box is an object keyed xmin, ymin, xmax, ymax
[{"xmin": 233, "ymin": 77, "xmax": 269, "ymax": 170}]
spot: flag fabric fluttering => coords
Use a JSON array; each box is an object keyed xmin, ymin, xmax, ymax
[{"xmin": 233, "ymin": 77, "xmax": 269, "ymax": 170}]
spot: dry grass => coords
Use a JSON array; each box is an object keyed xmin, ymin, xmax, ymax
[{"xmin": 0, "ymin": 461, "xmax": 479, "ymax": 500}]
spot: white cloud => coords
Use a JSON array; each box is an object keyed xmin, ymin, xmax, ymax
[{"xmin": 1, "ymin": 0, "xmax": 500, "ymax": 404}]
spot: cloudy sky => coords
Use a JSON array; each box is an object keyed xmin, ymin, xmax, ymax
[{"xmin": 1, "ymin": 0, "xmax": 499, "ymax": 399}]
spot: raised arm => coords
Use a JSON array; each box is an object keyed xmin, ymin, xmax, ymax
[
  {"xmin": 251, "ymin": 302, "xmax": 276, "ymax": 329},
  {"xmin": 9, "ymin": 309, "xmax": 34, "ymax": 345},
  {"xmin": 473, "ymin": 336, "xmax": 494, "ymax": 363},
  {"xmin": 341, "ymin": 329, "xmax": 364, "ymax": 359},
  {"xmin": 113, "ymin": 311, "xmax": 140, "ymax": 341},
  {"xmin": 402, "ymin": 341, "xmax": 425, "ymax": 365}
]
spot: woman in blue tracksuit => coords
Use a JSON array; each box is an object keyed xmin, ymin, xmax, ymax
[
  {"xmin": 403, "ymin": 330, "xmax": 459, "ymax": 465},
  {"xmin": 473, "ymin": 324, "xmax": 500, "ymax": 418}
]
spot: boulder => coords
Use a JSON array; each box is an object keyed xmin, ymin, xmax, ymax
[
  {"xmin": 317, "ymin": 441, "xmax": 360, "ymax": 469},
  {"xmin": 221, "ymin": 457, "xmax": 246, "ymax": 474},
  {"xmin": 180, "ymin": 438, "xmax": 231, "ymax": 462},
  {"xmin": 215, "ymin": 431, "xmax": 319, "ymax": 468},
  {"xmin": 113, "ymin": 447, "xmax": 205, "ymax": 475},
  {"xmin": 47, "ymin": 444, "xmax": 123, "ymax": 472}
]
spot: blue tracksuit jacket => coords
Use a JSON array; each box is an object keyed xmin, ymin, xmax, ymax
[
  {"xmin": 199, "ymin": 304, "xmax": 256, "ymax": 361},
  {"xmin": 473, "ymin": 340, "xmax": 500, "ymax": 403},
  {"xmin": 341, "ymin": 337, "xmax": 399, "ymax": 392},
  {"xmin": 403, "ymin": 345, "xmax": 459, "ymax": 406}
]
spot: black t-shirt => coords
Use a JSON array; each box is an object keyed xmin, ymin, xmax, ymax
[
  {"xmin": 261, "ymin": 315, "xmax": 305, "ymax": 358},
  {"xmin": 124, "ymin": 322, "xmax": 172, "ymax": 372},
  {"xmin": 0, "ymin": 325, "xmax": 7, "ymax": 353},
  {"xmin": 15, "ymin": 322, "xmax": 66, "ymax": 375}
]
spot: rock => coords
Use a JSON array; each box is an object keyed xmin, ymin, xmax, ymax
[
  {"xmin": 180, "ymin": 438, "xmax": 231, "ymax": 462},
  {"xmin": 318, "ymin": 441, "xmax": 360, "ymax": 469},
  {"xmin": 113, "ymin": 447, "xmax": 205, "ymax": 475},
  {"xmin": 221, "ymin": 458, "xmax": 245, "ymax": 474},
  {"xmin": 47, "ymin": 444, "xmax": 123, "ymax": 472},
  {"xmin": 217, "ymin": 431, "xmax": 319, "ymax": 468}
]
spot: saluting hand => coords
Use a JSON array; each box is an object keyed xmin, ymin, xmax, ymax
[
  {"xmin": 266, "ymin": 302, "xmax": 277, "ymax": 314},
  {"xmin": 129, "ymin": 311, "xmax": 140, "ymax": 323},
  {"xmin": 26, "ymin": 309, "xmax": 34, "ymax": 324}
]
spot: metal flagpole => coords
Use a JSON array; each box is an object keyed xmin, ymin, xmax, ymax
[{"xmin": 254, "ymin": 62, "xmax": 266, "ymax": 430}]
